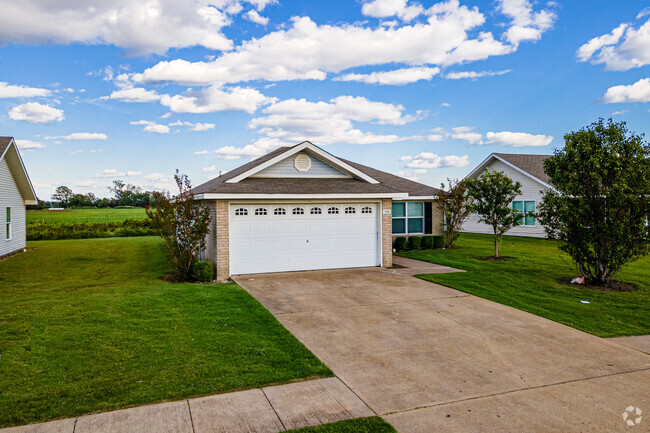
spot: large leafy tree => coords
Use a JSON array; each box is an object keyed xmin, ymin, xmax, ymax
[
  {"xmin": 436, "ymin": 178, "xmax": 471, "ymax": 248},
  {"xmin": 538, "ymin": 119, "xmax": 650, "ymax": 285},
  {"xmin": 464, "ymin": 169, "xmax": 524, "ymax": 258},
  {"xmin": 52, "ymin": 186, "xmax": 74, "ymax": 207},
  {"xmin": 146, "ymin": 171, "xmax": 211, "ymax": 281}
]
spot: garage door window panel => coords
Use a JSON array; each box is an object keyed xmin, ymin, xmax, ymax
[
  {"xmin": 311, "ymin": 207, "xmax": 322, "ymax": 215},
  {"xmin": 274, "ymin": 208, "xmax": 287, "ymax": 215},
  {"xmin": 235, "ymin": 208, "xmax": 248, "ymax": 216},
  {"xmin": 255, "ymin": 208, "xmax": 268, "ymax": 216}
]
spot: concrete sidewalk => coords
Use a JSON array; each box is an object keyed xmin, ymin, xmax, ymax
[{"xmin": 2, "ymin": 378, "xmax": 373, "ymax": 433}]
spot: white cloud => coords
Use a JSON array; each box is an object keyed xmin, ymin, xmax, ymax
[
  {"xmin": 143, "ymin": 173, "xmax": 168, "ymax": 181},
  {"xmin": 246, "ymin": 10, "xmax": 269, "ymax": 25},
  {"xmin": 104, "ymin": 87, "xmax": 161, "ymax": 103},
  {"xmin": 194, "ymin": 150, "xmax": 210, "ymax": 155},
  {"xmin": 133, "ymin": 3, "xmax": 534, "ymax": 87},
  {"xmin": 498, "ymin": 0, "xmax": 556, "ymax": 46},
  {"xmin": 335, "ymin": 67, "xmax": 439, "ymax": 85},
  {"xmin": 403, "ymin": 152, "xmax": 469, "ymax": 169},
  {"xmin": 159, "ymin": 85, "xmax": 275, "ymax": 114},
  {"xmin": 577, "ymin": 16, "xmax": 650, "ymax": 71},
  {"xmin": 127, "ymin": 171, "xmax": 143, "ymax": 176},
  {"xmin": 45, "ymin": 133, "xmax": 107, "ymax": 140},
  {"xmin": 169, "ymin": 120, "xmax": 216, "ymax": 131},
  {"xmin": 600, "ymin": 78, "xmax": 650, "ymax": 103},
  {"xmin": 612, "ymin": 110, "xmax": 629, "ymax": 115},
  {"xmin": 484, "ymin": 131, "xmax": 553, "ymax": 147},
  {"xmin": 0, "ymin": 0, "xmax": 239, "ymax": 56},
  {"xmin": 130, "ymin": 120, "xmax": 170, "ymax": 134},
  {"xmin": 15, "ymin": 139, "xmax": 45, "ymax": 150},
  {"xmin": 444, "ymin": 69, "xmax": 511, "ymax": 79},
  {"xmin": 451, "ymin": 126, "xmax": 483, "ymax": 144},
  {"xmin": 202, "ymin": 165, "xmax": 217, "ymax": 173},
  {"xmin": 94, "ymin": 168, "xmax": 142, "ymax": 178},
  {"xmin": 0, "ymin": 82, "xmax": 51, "ymax": 98},
  {"xmin": 8, "ymin": 102, "xmax": 64, "ymax": 124},
  {"xmin": 361, "ymin": 0, "xmax": 424, "ymax": 21},
  {"xmin": 439, "ymin": 102, "xmax": 450, "ymax": 107}
]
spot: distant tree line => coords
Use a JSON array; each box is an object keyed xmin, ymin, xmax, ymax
[{"xmin": 29, "ymin": 180, "xmax": 160, "ymax": 209}]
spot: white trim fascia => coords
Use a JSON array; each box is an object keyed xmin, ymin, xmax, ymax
[
  {"xmin": 2, "ymin": 139, "xmax": 38, "ymax": 203},
  {"xmin": 225, "ymin": 141, "xmax": 380, "ymax": 184},
  {"xmin": 465, "ymin": 153, "xmax": 555, "ymax": 191},
  {"xmin": 196, "ymin": 193, "xmax": 408, "ymax": 200},
  {"xmin": 393, "ymin": 196, "xmax": 438, "ymax": 200}
]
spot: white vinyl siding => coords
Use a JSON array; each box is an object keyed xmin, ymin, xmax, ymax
[
  {"xmin": 251, "ymin": 152, "xmax": 350, "ymax": 178},
  {"xmin": 0, "ymin": 158, "xmax": 27, "ymax": 256},
  {"xmin": 461, "ymin": 159, "xmax": 549, "ymax": 238}
]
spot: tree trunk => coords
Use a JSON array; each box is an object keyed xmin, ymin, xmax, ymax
[{"xmin": 493, "ymin": 227, "xmax": 499, "ymax": 258}]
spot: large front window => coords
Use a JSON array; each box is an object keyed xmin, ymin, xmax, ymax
[{"xmin": 392, "ymin": 201, "xmax": 424, "ymax": 234}]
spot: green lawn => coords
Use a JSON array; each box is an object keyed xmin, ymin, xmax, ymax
[
  {"xmin": 287, "ymin": 417, "xmax": 396, "ymax": 433},
  {"xmin": 0, "ymin": 237, "xmax": 331, "ymax": 428},
  {"xmin": 399, "ymin": 233, "xmax": 650, "ymax": 338},
  {"xmin": 27, "ymin": 208, "xmax": 147, "ymax": 224}
]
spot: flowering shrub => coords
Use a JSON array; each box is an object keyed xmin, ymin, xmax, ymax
[{"xmin": 146, "ymin": 171, "xmax": 211, "ymax": 281}]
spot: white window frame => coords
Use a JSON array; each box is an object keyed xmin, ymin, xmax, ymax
[
  {"xmin": 5, "ymin": 207, "xmax": 11, "ymax": 241},
  {"xmin": 392, "ymin": 201, "xmax": 424, "ymax": 235},
  {"xmin": 512, "ymin": 200, "xmax": 536, "ymax": 226}
]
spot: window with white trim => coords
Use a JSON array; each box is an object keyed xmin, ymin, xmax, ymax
[
  {"xmin": 310, "ymin": 207, "xmax": 322, "ymax": 215},
  {"xmin": 361, "ymin": 206, "xmax": 373, "ymax": 214},
  {"xmin": 328, "ymin": 207, "xmax": 339, "ymax": 215},
  {"xmin": 392, "ymin": 202, "xmax": 424, "ymax": 234},
  {"xmin": 234, "ymin": 208, "xmax": 248, "ymax": 216},
  {"xmin": 254, "ymin": 208, "xmax": 267, "ymax": 216},
  {"xmin": 512, "ymin": 200, "xmax": 536, "ymax": 226},
  {"xmin": 5, "ymin": 207, "xmax": 10, "ymax": 240},
  {"xmin": 292, "ymin": 207, "xmax": 305, "ymax": 215},
  {"xmin": 344, "ymin": 206, "xmax": 356, "ymax": 214},
  {"xmin": 274, "ymin": 207, "xmax": 287, "ymax": 215}
]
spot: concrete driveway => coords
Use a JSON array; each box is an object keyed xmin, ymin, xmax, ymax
[{"xmin": 234, "ymin": 258, "xmax": 650, "ymax": 432}]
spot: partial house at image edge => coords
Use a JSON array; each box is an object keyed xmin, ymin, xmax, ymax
[
  {"xmin": 0, "ymin": 137, "xmax": 38, "ymax": 257},
  {"xmin": 462, "ymin": 152, "xmax": 553, "ymax": 238},
  {"xmin": 192, "ymin": 141, "xmax": 444, "ymax": 280}
]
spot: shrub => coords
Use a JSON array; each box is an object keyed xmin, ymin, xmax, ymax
[
  {"xmin": 421, "ymin": 236, "xmax": 434, "ymax": 249},
  {"xmin": 192, "ymin": 261, "xmax": 214, "ymax": 282},
  {"xmin": 433, "ymin": 235, "xmax": 444, "ymax": 248},
  {"xmin": 408, "ymin": 236, "xmax": 422, "ymax": 250},
  {"xmin": 393, "ymin": 236, "xmax": 407, "ymax": 251}
]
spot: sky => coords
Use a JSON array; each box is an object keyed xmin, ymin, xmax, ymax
[{"xmin": 1, "ymin": 0, "xmax": 650, "ymax": 200}]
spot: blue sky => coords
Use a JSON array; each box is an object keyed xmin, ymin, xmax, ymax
[{"xmin": 1, "ymin": 0, "xmax": 649, "ymax": 199}]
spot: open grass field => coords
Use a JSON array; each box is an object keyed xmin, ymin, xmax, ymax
[
  {"xmin": 399, "ymin": 233, "xmax": 650, "ymax": 338},
  {"xmin": 0, "ymin": 237, "xmax": 331, "ymax": 428},
  {"xmin": 27, "ymin": 208, "xmax": 147, "ymax": 224}
]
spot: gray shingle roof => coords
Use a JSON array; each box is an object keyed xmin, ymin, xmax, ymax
[
  {"xmin": 0, "ymin": 137, "xmax": 13, "ymax": 157},
  {"xmin": 192, "ymin": 143, "xmax": 443, "ymax": 197},
  {"xmin": 493, "ymin": 153, "xmax": 552, "ymax": 185}
]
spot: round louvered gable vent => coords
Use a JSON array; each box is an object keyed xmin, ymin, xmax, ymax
[{"xmin": 293, "ymin": 154, "xmax": 312, "ymax": 173}]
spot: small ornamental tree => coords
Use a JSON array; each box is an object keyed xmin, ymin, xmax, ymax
[
  {"xmin": 538, "ymin": 119, "xmax": 650, "ymax": 286},
  {"xmin": 464, "ymin": 169, "xmax": 524, "ymax": 258},
  {"xmin": 146, "ymin": 171, "xmax": 211, "ymax": 281},
  {"xmin": 436, "ymin": 178, "xmax": 471, "ymax": 248}
]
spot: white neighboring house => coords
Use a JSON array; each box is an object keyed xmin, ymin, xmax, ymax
[
  {"xmin": 0, "ymin": 137, "xmax": 38, "ymax": 257},
  {"xmin": 462, "ymin": 153, "xmax": 553, "ymax": 238}
]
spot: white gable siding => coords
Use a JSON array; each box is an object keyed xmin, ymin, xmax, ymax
[
  {"xmin": 251, "ymin": 152, "xmax": 350, "ymax": 178},
  {"xmin": 0, "ymin": 158, "xmax": 27, "ymax": 256},
  {"xmin": 462, "ymin": 159, "xmax": 549, "ymax": 238}
]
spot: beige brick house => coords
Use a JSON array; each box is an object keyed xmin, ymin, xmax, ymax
[{"xmin": 193, "ymin": 141, "xmax": 443, "ymax": 281}]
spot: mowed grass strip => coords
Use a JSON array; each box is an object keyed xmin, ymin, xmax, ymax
[
  {"xmin": 399, "ymin": 233, "xmax": 650, "ymax": 338},
  {"xmin": 286, "ymin": 417, "xmax": 397, "ymax": 433},
  {"xmin": 0, "ymin": 237, "xmax": 332, "ymax": 427},
  {"xmin": 27, "ymin": 208, "xmax": 148, "ymax": 225}
]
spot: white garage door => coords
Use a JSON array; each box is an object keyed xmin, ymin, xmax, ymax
[{"xmin": 229, "ymin": 203, "xmax": 380, "ymax": 275}]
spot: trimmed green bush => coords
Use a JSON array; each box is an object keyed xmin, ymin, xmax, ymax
[
  {"xmin": 393, "ymin": 236, "xmax": 407, "ymax": 251},
  {"xmin": 408, "ymin": 236, "xmax": 422, "ymax": 250},
  {"xmin": 192, "ymin": 261, "xmax": 214, "ymax": 282},
  {"xmin": 433, "ymin": 235, "xmax": 444, "ymax": 248},
  {"xmin": 421, "ymin": 235, "xmax": 434, "ymax": 249}
]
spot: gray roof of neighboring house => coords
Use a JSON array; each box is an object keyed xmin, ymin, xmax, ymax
[
  {"xmin": 0, "ymin": 137, "xmax": 13, "ymax": 157},
  {"xmin": 493, "ymin": 153, "xmax": 553, "ymax": 185},
  {"xmin": 192, "ymin": 143, "xmax": 443, "ymax": 197}
]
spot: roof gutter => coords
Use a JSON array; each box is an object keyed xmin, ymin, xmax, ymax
[{"xmin": 195, "ymin": 193, "xmax": 409, "ymax": 200}]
